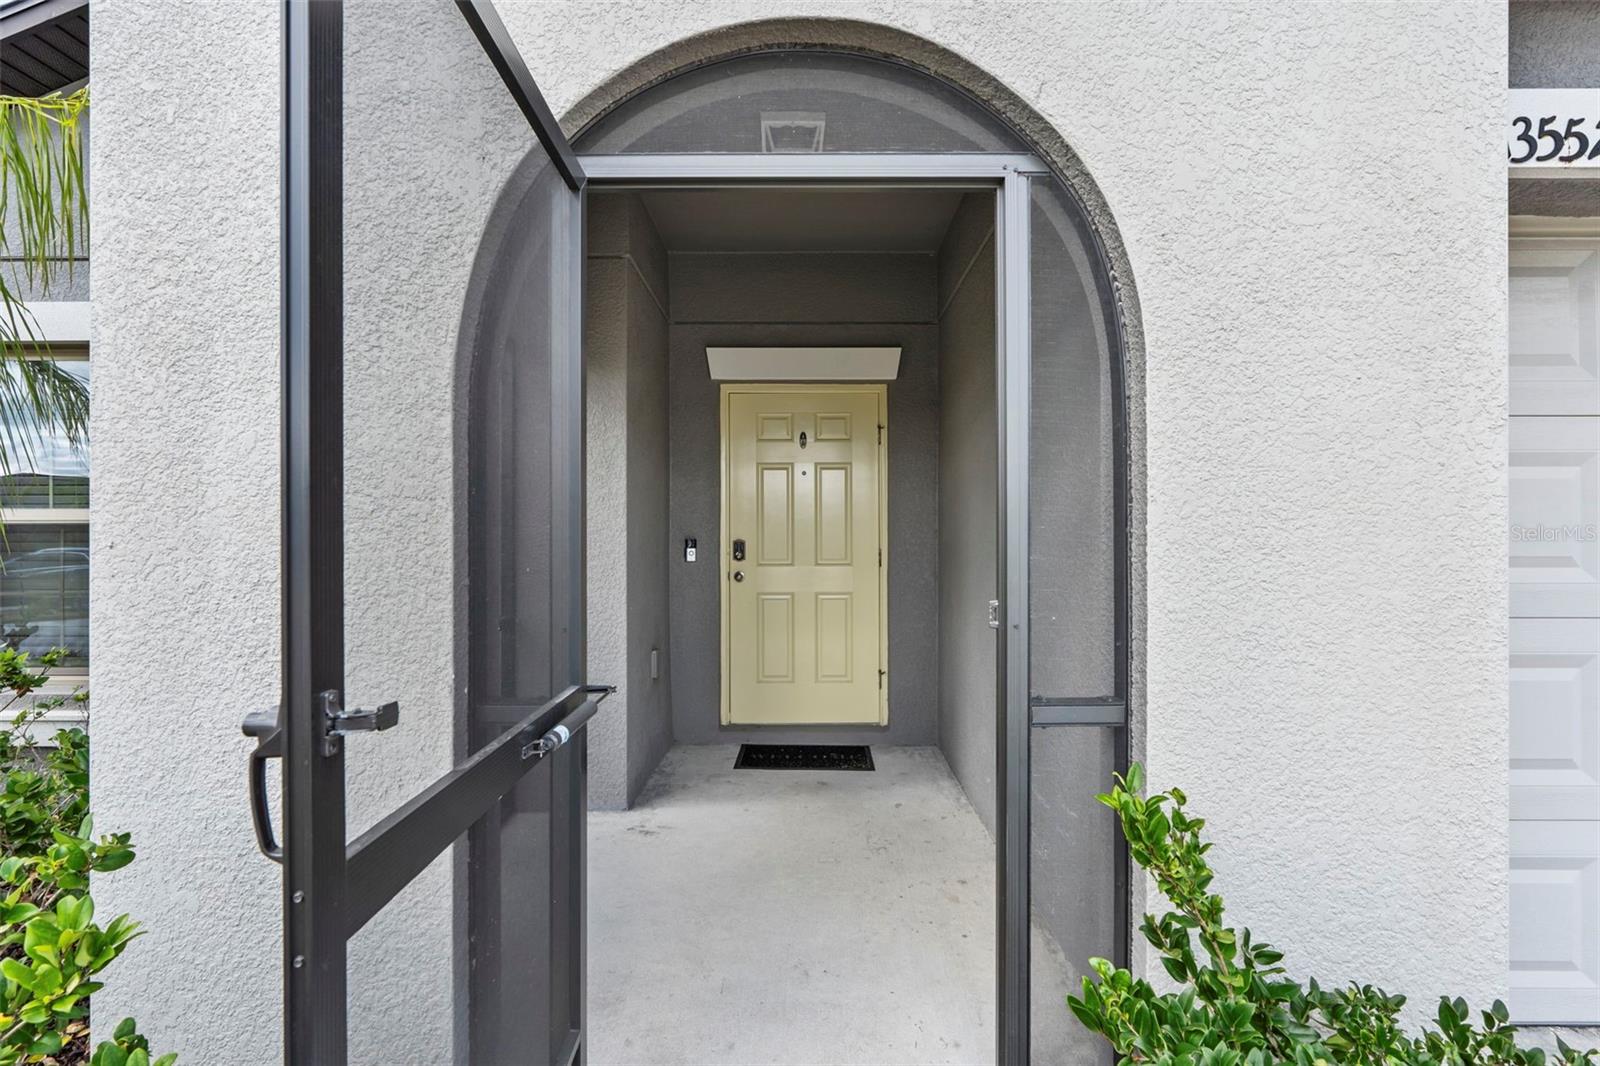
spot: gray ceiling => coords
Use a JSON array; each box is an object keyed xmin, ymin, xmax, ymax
[{"xmin": 636, "ymin": 187, "xmax": 968, "ymax": 253}]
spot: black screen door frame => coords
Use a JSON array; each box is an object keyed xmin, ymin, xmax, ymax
[{"xmin": 274, "ymin": 2, "xmax": 593, "ymax": 1060}]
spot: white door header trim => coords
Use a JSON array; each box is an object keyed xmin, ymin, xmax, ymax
[{"xmin": 706, "ymin": 346, "xmax": 901, "ymax": 381}]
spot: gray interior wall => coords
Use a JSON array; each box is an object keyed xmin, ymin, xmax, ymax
[
  {"xmin": 586, "ymin": 194, "xmax": 672, "ymax": 808},
  {"xmin": 667, "ymin": 251, "xmax": 941, "ymax": 745},
  {"xmin": 935, "ymin": 192, "xmax": 998, "ymax": 835},
  {"xmin": 624, "ymin": 206, "xmax": 673, "ymax": 801}
]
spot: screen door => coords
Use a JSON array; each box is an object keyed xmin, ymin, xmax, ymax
[
  {"xmin": 998, "ymin": 167, "xmax": 1130, "ymax": 1066},
  {"xmin": 253, "ymin": 3, "xmax": 599, "ymax": 1062}
]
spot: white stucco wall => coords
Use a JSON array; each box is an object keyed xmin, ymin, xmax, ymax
[
  {"xmin": 88, "ymin": 1, "xmax": 282, "ymax": 1057},
  {"xmin": 90, "ymin": 1, "xmax": 1507, "ymax": 1059}
]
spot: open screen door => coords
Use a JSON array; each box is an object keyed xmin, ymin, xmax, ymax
[{"xmin": 251, "ymin": 2, "xmax": 599, "ymax": 1061}]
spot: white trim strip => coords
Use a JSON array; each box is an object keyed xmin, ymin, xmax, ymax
[{"xmin": 706, "ymin": 346, "xmax": 901, "ymax": 381}]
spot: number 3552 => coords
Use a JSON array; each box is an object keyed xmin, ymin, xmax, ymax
[{"xmin": 1510, "ymin": 114, "xmax": 1600, "ymax": 164}]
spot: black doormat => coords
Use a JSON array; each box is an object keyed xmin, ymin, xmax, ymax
[{"xmin": 734, "ymin": 744, "xmax": 874, "ymax": 771}]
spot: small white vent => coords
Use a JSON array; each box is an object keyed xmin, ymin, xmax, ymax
[{"xmin": 760, "ymin": 111, "xmax": 826, "ymax": 153}]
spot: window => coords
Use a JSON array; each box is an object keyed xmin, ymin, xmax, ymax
[{"xmin": 0, "ymin": 354, "xmax": 88, "ymax": 672}]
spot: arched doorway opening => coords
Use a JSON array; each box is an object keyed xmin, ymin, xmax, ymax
[
  {"xmin": 470, "ymin": 41, "xmax": 1135, "ymax": 1065},
  {"xmin": 276, "ymin": 3, "xmax": 1141, "ymax": 1061}
]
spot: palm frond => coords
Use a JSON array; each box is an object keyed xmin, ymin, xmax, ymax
[{"xmin": 0, "ymin": 89, "xmax": 91, "ymax": 482}]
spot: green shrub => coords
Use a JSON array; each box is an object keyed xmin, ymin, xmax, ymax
[
  {"xmin": 1069, "ymin": 764, "xmax": 1597, "ymax": 1066},
  {"xmin": 0, "ymin": 648, "xmax": 173, "ymax": 1065}
]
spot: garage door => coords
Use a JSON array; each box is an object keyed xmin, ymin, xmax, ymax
[{"xmin": 1510, "ymin": 234, "xmax": 1600, "ymax": 1023}]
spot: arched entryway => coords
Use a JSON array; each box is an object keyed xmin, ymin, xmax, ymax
[
  {"xmin": 456, "ymin": 37, "xmax": 1140, "ymax": 1065},
  {"xmin": 273, "ymin": 4, "xmax": 1141, "ymax": 1061}
]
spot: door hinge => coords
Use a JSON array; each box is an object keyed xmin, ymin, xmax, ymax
[
  {"xmin": 878, "ymin": 669, "xmax": 886, "ymax": 690},
  {"xmin": 318, "ymin": 689, "xmax": 400, "ymax": 756},
  {"xmin": 877, "ymin": 424, "xmax": 884, "ymax": 445},
  {"xmin": 878, "ymin": 548, "xmax": 882, "ymax": 567}
]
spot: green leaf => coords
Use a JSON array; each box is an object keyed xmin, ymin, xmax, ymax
[
  {"xmin": 92, "ymin": 1044, "xmax": 129, "ymax": 1066},
  {"xmin": 1, "ymin": 956, "xmax": 36, "ymax": 990},
  {"xmin": 1124, "ymin": 763, "xmax": 1144, "ymax": 795},
  {"xmin": 96, "ymin": 847, "xmax": 136, "ymax": 872}
]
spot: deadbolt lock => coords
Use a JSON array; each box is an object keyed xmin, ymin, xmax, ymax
[{"xmin": 732, "ymin": 538, "xmax": 746, "ymax": 561}]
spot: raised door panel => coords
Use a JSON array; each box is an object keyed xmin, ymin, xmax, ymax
[
  {"xmin": 1512, "ymin": 619, "xmax": 1600, "ymax": 822},
  {"xmin": 1510, "ymin": 820, "xmax": 1600, "ymax": 1023},
  {"xmin": 1510, "ymin": 417, "xmax": 1600, "ymax": 618},
  {"xmin": 757, "ymin": 464, "xmax": 794, "ymax": 566},
  {"xmin": 815, "ymin": 593, "xmax": 853, "ymax": 682},
  {"xmin": 757, "ymin": 594, "xmax": 794, "ymax": 683},
  {"xmin": 1511, "ymin": 239, "xmax": 1600, "ymax": 417},
  {"xmin": 815, "ymin": 463, "xmax": 853, "ymax": 566}
]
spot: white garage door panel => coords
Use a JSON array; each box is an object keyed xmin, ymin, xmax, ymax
[
  {"xmin": 1511, "ymin": 240, "xmax": 1600, "ymax": 417},
  {"xmin": 1512, "ymin": 619, "xmax": 1600, "ymax": 821},
  {"xmin": 1510, "ymin": 417, "xmax": 1600, "ymax": 617},
  {"xmin": 1511, "ymin": 233, "xmax": 1600, "ymax": 1024},
  {"xmin": 1511, "ymin": 820, "xmax": 1600, "ymax": 1023}
]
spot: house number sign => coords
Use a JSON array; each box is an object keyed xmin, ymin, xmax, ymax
[{"xmin": 1509, "ymin": 88, "xmax": 1600, "ymax": 167}]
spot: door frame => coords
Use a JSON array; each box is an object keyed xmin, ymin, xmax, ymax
[{"xmin": 718, "ymin": 382, "xmax": 890, "ymax": 726}]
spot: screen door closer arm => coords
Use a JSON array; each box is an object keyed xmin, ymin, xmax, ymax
[
  {"xmin": 524, "ymin": 684, "xmax": 616, "ymax": 759},
  {"xmin": 240, "ymin": 690, "xmax": 399, "ymax": 864}
]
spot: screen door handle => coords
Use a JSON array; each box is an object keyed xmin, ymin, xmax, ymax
[{"xmin": 242, "ymin": 705, "xmax": 284, "ymax": 863}]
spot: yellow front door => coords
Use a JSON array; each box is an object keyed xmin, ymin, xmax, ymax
[{"xmin": 722, "ymin": 386, "xmax": 887, "ymax": 726}]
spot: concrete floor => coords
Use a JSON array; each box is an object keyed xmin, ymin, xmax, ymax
[{"xmin": 588, "ymin": 745, "xmax": 1085, "ymax": 1065}]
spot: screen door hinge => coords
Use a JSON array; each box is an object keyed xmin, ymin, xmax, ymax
[{"xmin": 318, "ymin": 689, "xmax": 400, "ymax": 756}]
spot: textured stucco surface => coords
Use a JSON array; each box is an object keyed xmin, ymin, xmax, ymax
[
  {"xmin": 88, "ymin": 2, "xmax": 282, "ymax": 1061},
  {"xmin": 1509, "ymin": 178, "xmax": 1600, "ymax": 218},
  {"xmin": 1511, "ymin": 1, "xmax": 1600, "ymax": 87},
  {"xmin": 936, "ymin": 192, "xmax": 998, "ymax": 835},
  {"xmin": 586, "ymin": 193, "xmax": 673, "ymax": 809},
  {"xmin": 93, "ymin": 0, "xmax": 1508, "ymax": 1050},
  {"xmin": 666, "ymin": 251, "xmax": 942, "ymax": 746}
]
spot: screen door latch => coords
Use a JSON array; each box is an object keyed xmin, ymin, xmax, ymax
[
  {"xmin": 987, "ymin": 599, "xmax": 1000, "ymax": 629},
  {"xmin": 319, "ymin": 689, "xmax": 400, "ymax": 756}
]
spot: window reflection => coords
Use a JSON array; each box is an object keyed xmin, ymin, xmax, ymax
[
  {"xmin": 0, "ymin": 524, "xmax": 88, "ymax": 668},
  {"xmin": 0, "ymin": 359, "xmax": 89, "ymax": 509}
]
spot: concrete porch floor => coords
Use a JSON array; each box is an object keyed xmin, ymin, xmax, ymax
[
  {"xmin": 588, "ymin": 744, "xmax": 1083, "ymax": 1065},
  {"xmin": 589, "ymin": 745, "xmax": 992, "ymax": 1064}
]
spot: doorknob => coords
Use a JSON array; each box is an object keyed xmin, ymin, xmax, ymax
[{"xmin": 733, "ymin": 570, "xmax": 745, "ymax": 582}]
